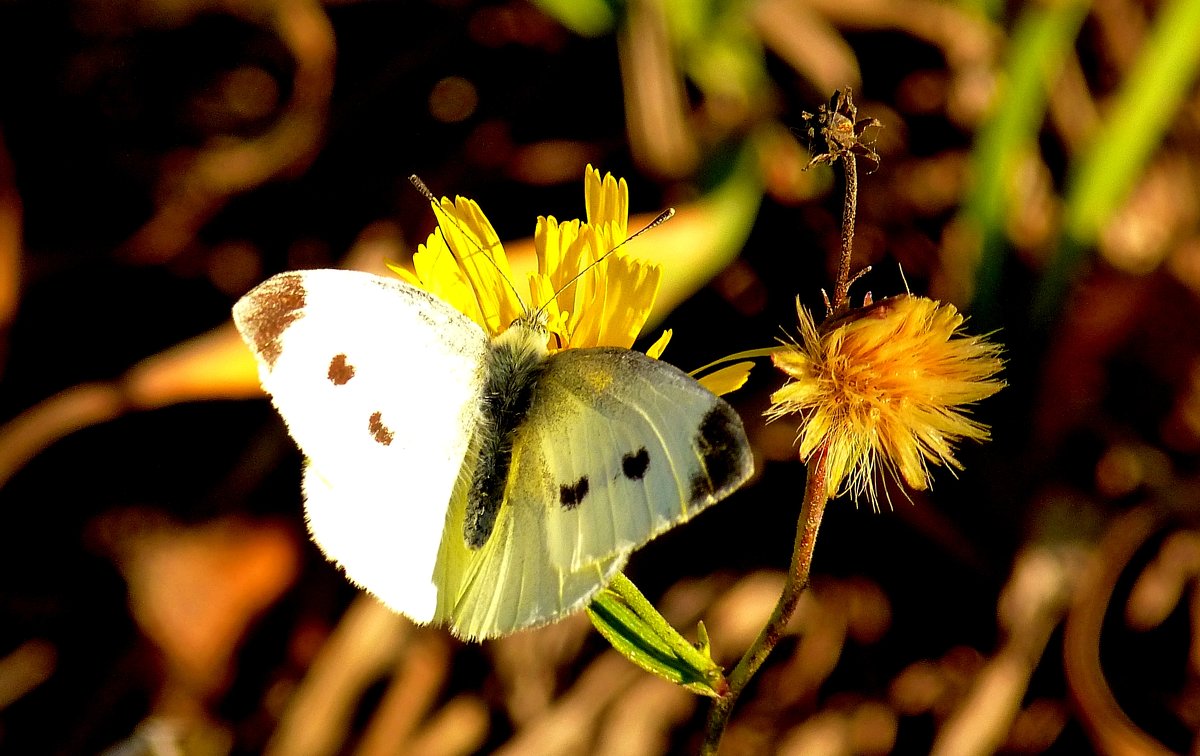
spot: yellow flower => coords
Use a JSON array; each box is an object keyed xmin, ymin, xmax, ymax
[
  {"xmin": 768, "ymin": 295, "xmax": 1004, "ymax": 506},
  {"xmin": 394, "ymin": 165, "xmax": 664, "ymax": 353}
]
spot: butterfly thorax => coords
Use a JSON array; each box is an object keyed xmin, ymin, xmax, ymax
[{"xmin": 463, "ymin": 323, "xmax": 551, "ymax": 549}]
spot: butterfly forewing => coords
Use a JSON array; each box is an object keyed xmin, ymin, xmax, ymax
[
  {"xmin": 233, "ymin": 269, "xmax": 489, "ymax": 622},
  {"xmin": 516, "ymin": 347, "xmax": 754, "ymax": 573}
]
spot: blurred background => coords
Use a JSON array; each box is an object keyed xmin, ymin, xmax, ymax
[{"xmin": 1, "ymin": 0, "xmax": 1199, "ymax": 753}]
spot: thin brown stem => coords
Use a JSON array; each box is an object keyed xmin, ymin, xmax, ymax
[
  {"xmin": 700, "ymin": 444, "xmax": 830, "ymax": 755},
  {"xmin": 831, "ymin": 153, "xmax": 858, "ymax": 313},
  {"xmin": 701, "ymin": 93, "xmax": 866, "ymax": 751}
]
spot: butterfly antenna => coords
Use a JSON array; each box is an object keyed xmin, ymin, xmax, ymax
[
  {"xmin": 408, "ymin": 174, "xmax": 529, "ymax": 312},
  {"xmin": 898, "ymin": 262, "xmax": 911, "ymax": 294},
  {"xmin": 540, "ymin": 207, "xmax": 675, "ymax": 316},
  {"xmin": 408, "ymin": 174, "xmax": 437, "ymax": 203}
]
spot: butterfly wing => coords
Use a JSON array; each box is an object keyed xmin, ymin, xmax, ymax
[
  {"xmin": 432, "ymin": 346, "xmax": 753, "ymax": 639},
  {"xmin": 233, "ymin": 269, "xmax": 489, "ymax": 623},
  {"xmin": 525, "ymin": 348, "xmax": 753, "ymax": 571},
  {"xmin": 433, "ymin": 457, "xmax": 626, "ymax": 639}
]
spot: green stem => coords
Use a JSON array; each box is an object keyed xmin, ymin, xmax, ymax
[
  {"xmin": 689, "ymin": 346, "xmax": 781, "ymax": 377},
  {"xmin": 700, "ymin": 445, "xmax": 830, "ymax": 754},
  {"xmin": 701, "ymin": 101, "xmax": 857, "ymax": 751}
]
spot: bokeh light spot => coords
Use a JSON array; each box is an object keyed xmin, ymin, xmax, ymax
[{"xmin": 429, "ymin": 76, "xmax": 478, "ymax": 124}]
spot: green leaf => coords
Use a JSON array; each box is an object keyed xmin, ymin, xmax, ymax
[
  {"xmin": 962, "ymin": 0, "xmax": 1090, "ymax": 325},
  {"xmin": 587, "ymin": 573, "xmax": 728, "ymax": 698},
  {"xmin": 531, "ymin": 0, "xmax": 616, "ymax": 37}
]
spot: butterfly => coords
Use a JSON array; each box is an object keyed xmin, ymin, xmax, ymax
[{"xmin": 233, "ymin": 264, "xmax": 753, "ymax": 640}]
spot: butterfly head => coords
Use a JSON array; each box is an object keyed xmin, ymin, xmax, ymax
[
  {"xmin": 512, "ymin": 305, "xmax": 549, "ymax": 334},
  {"xmin": 499, "ymin": 306, "xmax": 556, "ymax": 354}
]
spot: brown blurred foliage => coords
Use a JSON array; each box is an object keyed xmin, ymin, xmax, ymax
[{"xmin": 1, "ymin": 0, "xmax": 1200, "ymax": 753}]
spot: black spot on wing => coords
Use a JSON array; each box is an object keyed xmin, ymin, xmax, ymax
[
  {"xmin": 689, "ymin": 403, "xmax": 750, "ymax": 503},
  {"xmin": 367, "ymin": 411, "xmax": 394, "ymax": 446},
  {"xmin": 328, "ymin": 353, "xmax": 355, "ymax": 385},
  {"xmin": 236, "ymin": 274, "xmax": 306, "ymax": 369},
  {"xmin": 621, "ymin": 448, "xmax": 650, "ymax": 480},
  {"xmin": 559, "ymin": 476, "xmax": 590, "ymax": 510}
]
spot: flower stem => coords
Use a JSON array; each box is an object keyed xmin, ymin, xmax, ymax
[
  {"xmin": 701, "ymin": 97, "xmax": 862, "ymax": 751},
  {"xmin": 832, "ymin": 153, "xmax": 859, "ymax": 313},
  {"xmin": 700, "ymin": 444, "xmax": 830, "ymax": 754}
]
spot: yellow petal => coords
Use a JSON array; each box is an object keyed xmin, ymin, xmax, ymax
[
  {"xmin": 410, "ymin": 231, "xmax": 487, "ymax": 328},
  {"xmin": 645, "ymin": 329, "xmax": 672, "ymax": 359},
  {"xmin": 562, "ymin": 225, "xmax": 607, "ymax": 348},
  {"xmin": 385, "ymin": 261, "xmax": 422, "ymax": 287},
  {"xmin": 432, "ymin": 196, "xmax": 524, "ymax": 333},
  {"xmin": 595, "ymin": 254, "xmax": 661, "ymax": 348},
  {"xmin": 536, "ymin": 215, "xmax": 585, "ymax": 289},
  {"xmin": 536, "ymin": 215, "xmax": 600, "ymax": 347},
  {"xmin": 698, "ymin": 361, "xmax": 754, "ymax": 396},
  {"xmin": 584, "ymin": 164, "xmax": 629, "ymax": 238}
]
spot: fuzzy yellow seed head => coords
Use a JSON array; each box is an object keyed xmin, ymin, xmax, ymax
[{"xmin": 768, "ymin": 295, "xmax": 1004, "ymax": 507}]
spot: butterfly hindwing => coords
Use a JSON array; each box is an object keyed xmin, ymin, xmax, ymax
[
  {"xmin": 433, "ymin": 454, "xmax": 626, "ymax": 639},
  {"xmin": 515, "ymin": 347, "xmax": 754, "ymax": 573},
  {"xmin": 233, "ymin": 269, "xmax": 489, "ymax": 622}
]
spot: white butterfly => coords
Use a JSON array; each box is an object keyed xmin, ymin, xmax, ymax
[{"xmin": 233, "ymin": 267, "xmax": 753, "ymax": 639}]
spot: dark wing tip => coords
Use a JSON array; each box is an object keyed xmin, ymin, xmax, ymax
[
  {"xmin": 232, "ymin": 273, "xmax": 308, "ymax": 369},
  {"xmin": 689, "ymin": 401, "xmax": 753, "ymax": 505}
]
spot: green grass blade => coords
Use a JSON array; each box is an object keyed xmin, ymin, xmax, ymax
[{"xmin": 1034, "ymin": 0, "xmax": 1200, "ymax": 323}]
